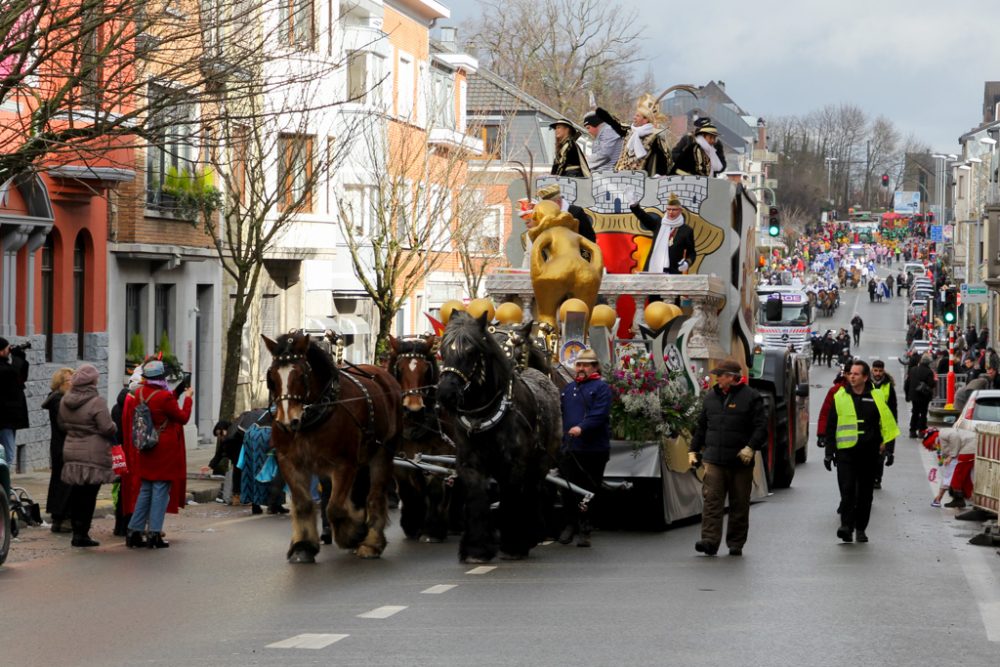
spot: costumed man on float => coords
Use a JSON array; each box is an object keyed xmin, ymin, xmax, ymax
[
  {"xmin": 592, "ymin": 93, "xmax": 674, "ymax": 176},
  {"xmin": 630, "ymin": 192, "xmax": 697, "ymax": 275},
  {"xmin": 671, "ymin": 117, "xmax": 726, "ymax": 177},
  {"xmin": 550, "ymin": 118, "xmax": 590, "ymax": 178}
]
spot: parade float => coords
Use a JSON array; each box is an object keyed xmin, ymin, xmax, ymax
[{"xmin": 483, "ymin": 171, "xmax": 811, "ymax": 527}]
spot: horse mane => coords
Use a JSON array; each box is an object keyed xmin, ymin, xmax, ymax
[{"xmin": 443, "ymin": 313, "xmax": 512, "ymax": 384}]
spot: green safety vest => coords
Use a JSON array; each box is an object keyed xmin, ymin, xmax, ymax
[{"xmin": 832, "ymin": 386, "xmax": 900, "ymax": 449}]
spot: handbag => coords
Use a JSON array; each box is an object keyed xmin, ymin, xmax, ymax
[
  {"xmin": 110, "ymin": 444, "xmax": 129, "ymax": 476},
  {"xmin": 256, "ymin": 452, "xmax": 278, "ymax": 484}
]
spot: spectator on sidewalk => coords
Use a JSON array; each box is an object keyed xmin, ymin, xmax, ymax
[
  {"xmin": 42, "ymin": 367, "xmax": 75, "ymax": 534},
  {"xmin": 904, "ymin": 354, "xmax": 935, "ymax": 438},
  {"xmin": 0, "ymin": 336, "xmax": 30, "ymax": 477},
  {"xmin": 937, "ymin": 427, "xmax": 976, "ymax": 508},
  {"xmin": 125, "ymin": 360, "xmax": 193, "ymax": 549},
  {"xmin": 58, "ymin": 364, "xmax": 118, "ymax": 547}
]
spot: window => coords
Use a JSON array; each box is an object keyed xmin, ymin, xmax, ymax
[
  {"xmin": 126, "ymin": 284, "xmax": 145, "ymax": 355},
  {"xmin": 40, "ymin": 238, "xmax": 54, "ymax": 362},
  {"xmin": 154, "ymin": 284, "xmax": 174, "ymax": 349},
  {"xmin": 278, "ymin": 134, "xmax": 314, "ymax": 212},
  {"xmin": 480, "ymin": 124, "xmax": 502, "ymax": 158},
  {"xmin": 470, "ymin": 206, "xmax": 503, "ymax": 255},
  {"xmin": 73, "ymin": 237, "xmax": 86, "ymax": 358},
  {"xmin": 342, "ymin": 184, "xmax": 374, "ymax": 237},
  {"xmin": 430, "ymin": 67, "xmax": 455, "ymax": 130},
  {"xmin": 79, "ymin": 8, "xmax": 103, "ymax": 107},
  {"xmin": 278, "ymin": 0, "xmax": 314, "ymax": 49},
  {"xmin": 146, "ymin": 85, "xmax": 195, "ymax": 211},
  {"xmin": 230, "ymin": 125, "xmax": 248, "ymax": 205},
  {"xmin": 396, "ymin": 181, "xmax": 413, "ymax": 246},
  {"xmin": 396, "ymin": 52, "xmax": 414, "ymax": 120},
  {"xmin": 458, "ymin": 80, "xmax": 467, "ymax": 132},
  {"xmin": 348, "ymin": 50, "xmax": 368, "ymax": 102},
  {"xmin": 259, "ymin": 294, "xmax": 279, "ymax": 370},
  {"xmin": 429, "ymin": 186, "xmax": 451, "ymax": 251}
]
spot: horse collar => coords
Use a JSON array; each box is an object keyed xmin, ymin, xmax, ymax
[{"xmin": 457, "ymin": 378, "xmax": 514, "ymax": 434}]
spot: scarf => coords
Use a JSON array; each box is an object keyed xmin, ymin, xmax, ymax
[
  {"xmin": 648, "ymin": 212, "xmax": 685, "ymax": 272},
  {"xmin": 695, "ymin": 134, "xmax": 724, "ymax": 174},
  {"xmin": 575, "ymin": 372, "xmax": 603, "ymax": 384},
  {"xmin": 626, "ymin": 123, "xmax": 656, "ymax": 160}
]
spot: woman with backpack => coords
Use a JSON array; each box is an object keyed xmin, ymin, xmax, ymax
[
  {"xmin": 125, "ymin": 360, "xmax": 194, "ymax": 549},
  {"xmin": 58, "ymin": 364, "xmax": 118, "ymax": 547}
]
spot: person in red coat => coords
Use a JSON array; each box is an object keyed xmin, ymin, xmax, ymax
[{"xmin": 125, "ymin": 360, "xmax": 194, "ymax": 549}]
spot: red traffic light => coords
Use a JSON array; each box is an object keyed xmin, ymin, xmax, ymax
[{"xmin": 881, "ymin": 174, "xmax": 889, "ymax": 187}]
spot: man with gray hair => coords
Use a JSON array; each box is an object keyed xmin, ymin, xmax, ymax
[
  {"xmin": 904, "ymin": 353, "xmax": 936, "ymax": 438},
  {"xmin": 583, "ymin": 111, "xmax": 623, "ymax": 172}
]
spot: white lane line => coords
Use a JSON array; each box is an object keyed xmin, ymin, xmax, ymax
[
  {"xmin": 465, "ymin": 565, "xmax": 496, "ymax": 575},
  {"xmin": 540, "ymin": 540, "xmax": 554, "ymax": 546},
  {"xmin": 357, "ymin": 605, "xmax": 407, "ymax": 619},
  {"xmin": 267, "ymin": 634, "xmax": 349, "ymax": 649},
  {"xmin": 421, "ymin": 584, "xmax": 457, "ymax": 594},
  {"xmin": 921, "ymin": 447, "xmax": 1000, "ymax": 642}
]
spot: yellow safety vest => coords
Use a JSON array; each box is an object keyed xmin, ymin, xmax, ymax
[{"xmin": 832, "ymin": 386, "xmax": 900, "ymax": 449}]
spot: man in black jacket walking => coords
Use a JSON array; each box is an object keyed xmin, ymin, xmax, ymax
[
  {"xmin": 688, "ymin": 360, "xmax": 767, "ymax": 556},
  {"xmin": 904, "ymin": 354, "xmax": 936, "ymax": 438}
]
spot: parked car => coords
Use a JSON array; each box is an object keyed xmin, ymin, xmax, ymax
[
  {"xmin": 904, "ymin": 261, "xmax": 927, "ymax": 276},
  {"xmin": 950, "ymin": 389, "xmax": 1000, "ymax": 433}
]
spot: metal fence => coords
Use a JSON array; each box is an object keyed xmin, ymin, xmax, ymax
[{"xmin": 930, "ymin": 373, "xmax": 968, "ymax": 407}]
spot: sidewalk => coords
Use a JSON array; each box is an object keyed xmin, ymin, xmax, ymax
[{"xmin": 9, "ymin": 446, "xmax": 224, "ymax": 520}]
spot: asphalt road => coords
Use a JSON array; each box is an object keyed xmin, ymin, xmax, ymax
[{"xmin": 3, "ymin": 271, "xmax": 999, "ymax": 667}]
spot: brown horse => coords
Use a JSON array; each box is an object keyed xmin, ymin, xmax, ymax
[
  {"xmin": 263, "ymin": 331, "xmax": 402, "ymax": 563},
  {"xmin": 388, "ymin": 334, "xmax": 454, "ymax": 542}
]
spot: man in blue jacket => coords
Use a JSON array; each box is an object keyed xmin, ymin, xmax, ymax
[{"xmin": 558, "ymin": 348, "xmax": 612, "ymax": 547}]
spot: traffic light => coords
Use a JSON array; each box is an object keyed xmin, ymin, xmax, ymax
[
  {"xmin": 767, "ymin": 206, "xmax": 780, "ymax": 237},
  {"xmin": 942, "ymin": 287, "xmax": 957, "ymax": 324},
  {"xmin": 881, "ymin": 173, "xmax": 889, "ymax": 187}
]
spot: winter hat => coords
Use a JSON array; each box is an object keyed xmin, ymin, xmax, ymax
[
  {"xmin": 143, "ymin": 360, "xmax": 166, "ymax": 379},
  {"xmin": 71, "ymin": 364, "xmax": 100, "ymax": 387},
  {"xmin": 128, "ymin": 365, "xmax": 144, "ymax": 392}
]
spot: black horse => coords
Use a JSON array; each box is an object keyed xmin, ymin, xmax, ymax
[{"xmin": 436, "ymin": 311, "xmax": 562, "ymax": 563}]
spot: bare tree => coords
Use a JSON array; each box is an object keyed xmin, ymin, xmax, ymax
[
  {"xmin": 466, "ymin": 0, "xmax": 647, "ymax": 121},
  {"xmin": 336, "ymin": 117, "xmax": 490, "ymax": 361}
]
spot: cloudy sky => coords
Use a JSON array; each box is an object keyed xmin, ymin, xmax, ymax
[{"xmin": 440, "ymin": 0, "xmax": 1000, "ymax": 152}]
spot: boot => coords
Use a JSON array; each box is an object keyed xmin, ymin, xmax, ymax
[
  {"xmin": 147, "ymin": 532, "xmax": 170, "ymax": 549},
  {"xmin": 557, "ymin": 524, "xmax": 575, "ymax": 545},
  {"xmin": 50, "ymin": 518, "xmax": 72, "ymax": 534},
  {"xmin": 126, "ymin": 530, "xmax": 147, "ymax": 548},
  {"xmin": 70, "ymin": 520, "xmax": 99, "ymax": 548},
  {"xmin": 945, "ymin": 493, "xmax": 967, "ymax": 508},
  {"xmin": 230, "ymin": 493, "xmax": 241, "ymax": 506}
]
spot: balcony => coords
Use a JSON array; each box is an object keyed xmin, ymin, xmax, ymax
[{"xmin": 428, "ymin": 128, "xmax": 483, "ymax": 154}]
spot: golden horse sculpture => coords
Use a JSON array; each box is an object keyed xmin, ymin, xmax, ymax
[{"xmin": 528, "ymin": 200, "xmax": 604, "ymax": 328}]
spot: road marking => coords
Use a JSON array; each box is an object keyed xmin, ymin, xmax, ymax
[
  {"xmin": 421, "ymin": 584, "xmax": 457, "ymax": 594},
  {"xmin": 267, "ymin": 634, "xmax": 349, "ymax": 649},
  {"xmin": 540, "ymin": 540, "xmax": 554, "ymax": 546},
  {"xmin": 357, "ymin": 605, "xmax": 407, "ymax": 619},
  {"xmin": 921, "ymin": 447, "xmax": 1000, "ymax": 642},
  {"xmin": 465, "ymin": 565, "xmax": 496, "ymax": 575}
]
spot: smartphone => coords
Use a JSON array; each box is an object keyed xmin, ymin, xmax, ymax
[{"xmin": 174, "ymin": 371, "xmax": 193, "ymax": 397}]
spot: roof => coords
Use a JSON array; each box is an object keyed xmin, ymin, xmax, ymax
[{"xmin": 466, "ymin": 67, "xmax": 586, "ymax": 132}]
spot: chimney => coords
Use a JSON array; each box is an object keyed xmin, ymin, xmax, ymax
[
  {"xmin": 757, "ymin": 118, "xmax": 767, "ymax": 150},
  {"xmin": 440, "ymin": 26, "xmax": 457, "ymax": 52},
  {"xmin": 717, "ymin": 80, "xmax": 725, "ymax": 91}
]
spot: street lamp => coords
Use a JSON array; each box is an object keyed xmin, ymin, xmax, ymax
[{"xmin": 824, "ymin": 156, "xmax": 837, "ymax": 204}]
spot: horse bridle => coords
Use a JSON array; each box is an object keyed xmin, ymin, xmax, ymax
[
  {"xmin": 269, "ymin": 352, "xmax": 339, "ymax": 432},
  {"xmin": 393, "ymin": 347, "xmax": 439, "ymax": 400}
]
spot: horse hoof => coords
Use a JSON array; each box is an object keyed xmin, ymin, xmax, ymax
[
  {"xmin": 287, "ymin": 541, "xmax": 319, "ymax": 563},
  {"xmin": 461, "ymin": 555, "xmax": 494, "ymax": 564},
  {"xmin": 355, "ymin": 544, "xmax": 383, "ymax": 559},
  {"xmin": 420, "ymin": 535, "xmax": 444, "ymax": 544},
  {"xmin": 321, "ymin": 532, "xmax": 333, "ymax": 546}
]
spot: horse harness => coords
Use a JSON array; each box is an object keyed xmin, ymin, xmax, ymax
[
  {"xmin": 440, "ymin": 361, "xmax": 517, "ymax": 435},
  {"xmin": 392, "ymin": 342, "xmax": 439, "ymax": 402},
  {"xmin": 270, "ymin": 352, "xmax": 380, "ymax": 450}
]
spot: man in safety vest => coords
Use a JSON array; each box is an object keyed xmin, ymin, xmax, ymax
[
  {"xmin": 824, "ymin": 360, "xmax": 900, "ymax": 543},
  {"xmin": 870, "ymin": 359, "xmax": 898, "ymax": 490}
]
